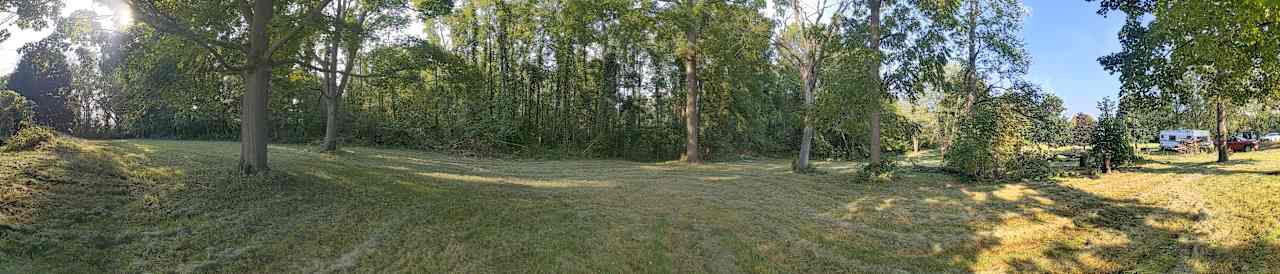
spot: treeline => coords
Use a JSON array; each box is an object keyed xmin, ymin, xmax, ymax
[
  {"xmin": 0, "ymin": 0, "xmax": 1068, "ymax": 172},
  {"xmin": 14, "ymin": 0, "xmax": 1270, "ymax": 178}
]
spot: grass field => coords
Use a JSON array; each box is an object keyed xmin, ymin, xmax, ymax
[{"xmin": 2, "ymin": 139, "xmax": 1278, "ymax": 273}]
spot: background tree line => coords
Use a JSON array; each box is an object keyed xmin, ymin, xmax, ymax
[{"xmin": 4, "ymin": 0, "xmax": 1209, "ymax": 179}]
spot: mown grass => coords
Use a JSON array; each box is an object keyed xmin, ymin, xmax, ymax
[{"xmin": 2, "ymin": 139, "xmax": 1278, "ymax": 273}]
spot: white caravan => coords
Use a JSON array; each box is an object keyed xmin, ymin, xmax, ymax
[{"xmin": 1158, "ymin": 129, "xmax": 1210, "ymax": 151}]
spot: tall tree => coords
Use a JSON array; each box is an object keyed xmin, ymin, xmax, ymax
[
  {"xmin": 866, "ymin": 0, "xmax": 884, "ymax": 166},
  {"xmin": 659, "ymin": 0, "xmax": 712, "ymax": 164},
  {"xmin": 129, "ymin": 0, "xmax": 333, "ymax": 174},
  {"xmin": 823, "ymin": 0, "xmax": 951, "ymax": 167},
  {"xmin": 950, "ymin": 0, "xmax": 1028, "ymax": 142},
  {"xmin": 775, "ymin": 0, "xmax": 851, "ymax": 171},
  {"xmin": 301, "ymin": 0, "xmax": 451, "ymax": 153},
  {"xmin": 7, "ymin": 34, "xmax": 73, "ymax": 131}
]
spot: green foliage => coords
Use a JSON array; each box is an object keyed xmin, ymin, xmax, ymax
[
  {"xmin": 945, "ymin": 97, "xmax": 1043, "ymax": 181},
  {"xmin": 1090, "ymin": 98, "xmax": 1137, "ymax": 171},
  {"xmin": 1097, "ymin": 0, "xmax": 1280, "ymax": 162},
  {"xmin": 0, "ymin": 90, "xmax": 36, "ymax": 142},
  {"xmin": 855, "ymin": 159, "xmax": 899, "ymax": 182},
  {"xmin": 7, "ymin": 33, "xmax": 72, "ymax": 132},
  {"xmin": 1008, "ymin": 147, "xmax": 1054, "ymax": 180},
  {"xmin": 0, "ymin": 0, "xmax": 63, "ymax": 43},
  {"xmin": 1071, "ymin": 113, "xmax": 1097, "ymax": 146},
  {"xmin": 1, "ymin": 125, "xmax": 57, "ymax": 152}
]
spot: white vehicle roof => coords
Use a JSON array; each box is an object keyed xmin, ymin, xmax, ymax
[{"xmin": 1159, "ymin": 129, "xmax": 1210, "ymax": 136}]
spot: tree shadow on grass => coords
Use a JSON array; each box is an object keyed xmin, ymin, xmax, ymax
[
  {"xmin": 1127, "ymin": 158, "xmax": 1280, "ymax": 176},
  {"xmin": 821, "ymin": 166, "xmax": 1280, "ymax": 273},
  {"xmin": 974, "ymin": 178, "xmax": 1275, "ymax": 273}
]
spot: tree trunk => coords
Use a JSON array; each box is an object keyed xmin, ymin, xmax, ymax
[
  {"xmin": 1216, "ymin": 97, "xmax": 1229, "ymax": 162},
  {"xmin": 912, "ymin": 135, "xmax": 919, "ymax": 154},
  {"xmin": 321, "ymin": 1, "xmax": 342, "ymax": 153},
  {"xmin": 240, "ymin": 0, "xmax": 273, "ymax": 175},
  {"xmin": 684, "ymin": 24, "xmax": 702, "ymax": 164},
  {"xmin": 321, "ymin": 95, "xmax": 339, "ymax": 152},
  {"xmin": 797, "ymin": 64, "xmax": 816, "ymax": 171},
  {"xmin": 867, "ymin": 0, "xmax": 884, "ymax": 166},
  {"xmin": 961, "ymin": 0, "xmax": 979, "ymax": 119}
]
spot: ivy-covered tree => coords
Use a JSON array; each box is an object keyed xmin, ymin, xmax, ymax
[
  {"xmin": 945, "ymin": 96, "xmax": 1030, "ymax": 180},
  {"xmin": 1090, "ymin": 97, "xmax": 1136, "ymax": 173}
]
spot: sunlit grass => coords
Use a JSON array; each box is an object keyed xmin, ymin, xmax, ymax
[{"xmin": 1, "ymin": 139, "xmax": 1277, "ymax": 273}]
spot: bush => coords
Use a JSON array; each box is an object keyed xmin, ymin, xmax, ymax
[
  {"xmin": 946, "ymin": 99, "xmax": 1044, "ymax": 181},
  {"xmin": 0, "ymin": 90, "xmax": 36, "ymax": 143},
  {"xmin": 1, "ymin": 126, "xmax": 57, "ymax": 152},
  {"xmin": 856, "ymin": 159, "xmax": 898, "ymax": 182},
  {"xmin": 1009, "ymin": 148, "xmax": 1055, "ymax": 180}
]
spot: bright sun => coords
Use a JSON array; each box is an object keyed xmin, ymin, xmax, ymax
[{"xmin": 113, "ymin": 7, "xmax": 133, "ymax": 29}]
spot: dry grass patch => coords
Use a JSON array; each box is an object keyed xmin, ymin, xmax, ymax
[{"xmin": 1, "ymin": 140, "xmax": 1277, "ymax": 273}]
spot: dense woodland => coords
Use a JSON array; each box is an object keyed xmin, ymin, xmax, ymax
[{"xmin": 1, "ymin": 0, "xmax": 1278, "ymax": 178}]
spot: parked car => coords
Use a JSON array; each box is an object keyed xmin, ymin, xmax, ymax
[
  {"xmin": 1227, "ymin": 137, "xmax": 1260, "ymax": 152},
  {"xmin": 1261, "ymin": 133, "xmax": 1280, "ymax": 143}
]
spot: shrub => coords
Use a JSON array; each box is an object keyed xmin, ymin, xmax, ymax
[
  {"xmin": 1, "ymin": 126, "xmax": 57, "ymax": 152},
  {"xmin": 0, "ymin": 90, "xmax": 36, "ymax": 143},
  {"xmin": 1009, "ymin": 148, "xmax": 1055, "ymax": 180},
  {"xmin": 855, "ymin": 159, "xmax": 898, "ymax": 182},
  {"xmin": 946, "ymin": 99, "xmax": 1042, "ymax": 181}
]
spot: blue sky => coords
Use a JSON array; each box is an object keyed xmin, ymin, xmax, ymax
[{"xmin": 1022, "ymin": 0, "xmax": 1127, "ymax": 116}]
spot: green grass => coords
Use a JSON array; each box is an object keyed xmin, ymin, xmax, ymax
[{"xmin": 2, "ymin": 139, "xmax": 1278, "ymax": 273}]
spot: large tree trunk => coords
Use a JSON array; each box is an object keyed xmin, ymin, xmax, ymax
[
  {"xmin": 1216, "ymin": 97, "xmax": 1229, "ymax": 163},
  {"xmin": 797, "ymin": 65, "xmax": 816, "ymax": 171},
  {"xmin": 867, "ymin": 0, "xmax": 884, "ymax": 166},
  {"xmin": 684, "ymin": 25, "xmax": 702, "ymax": 164},
  {"xmin": 240, "ymin": 0, "xmax": 274, "ymax": 174}
]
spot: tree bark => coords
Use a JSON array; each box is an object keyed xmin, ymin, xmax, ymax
[
  {"xmin": 797, "ymin": 63, "xmax": 816, "ymax": 171},
  {"xmin": 961, "ymin": 0, "xmax": 979, "ymax": 119},
  {"xmin": 320, "ymin": 0, "xmax": 362, "ymax": 153},
  {"xmin": 321, "ymin": 95, "xmax": 339, "ymax": 152},
  {"xmin": 867, "ymin": 0, "xmax": 884, "ymax": 166},
  {"xmin": 240, "ymin": 0, "xmax": 274, "ymax": 174},
  {"xmin": 683, "ymin": 11, "xmax": 702, "ymax": 164},
  {"xmin": 1216, "ymin": 97, "xmax": 1229, "ymax": 162},
  {"xmin": 912, "ymin": 135, "xmax": 919, "ymax": 154}
]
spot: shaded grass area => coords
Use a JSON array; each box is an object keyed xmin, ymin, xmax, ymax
[{"xmin": 2, "ymin": 139, "xmax": 1278, "ymax": 273}]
